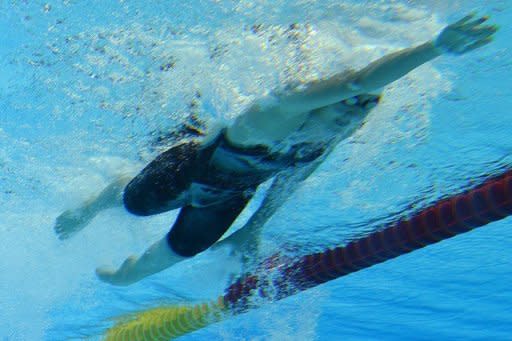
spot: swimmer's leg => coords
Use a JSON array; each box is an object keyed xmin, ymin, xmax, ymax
[
  {"xmin": 96, "ymin": 191, "xmax": 252, "ymax": 286},
  {"xmin": 54, "ymin": 175, "xmax": 132, "ymax": 240}
]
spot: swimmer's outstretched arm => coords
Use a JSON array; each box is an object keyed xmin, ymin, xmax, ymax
[
  {"xmin": 281, "ymin": 14, "xmax": 497, "ymax": 112},
  {"xmin": 228, "ymin": 14, "xmax": 497, "ymax": 144}
]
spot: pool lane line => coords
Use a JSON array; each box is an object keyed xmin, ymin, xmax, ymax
[{"xmin": 105, "ymin": 169, "xmax": 512, "ymax": 340}]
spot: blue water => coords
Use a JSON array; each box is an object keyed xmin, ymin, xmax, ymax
[{"xmin": 1, "ymin": 1, "xmax": 511, "ymax": 340}]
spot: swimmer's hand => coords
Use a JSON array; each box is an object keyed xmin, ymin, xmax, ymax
[
  {"xmin": 54, "ymin": 206, "xmax": 94, "ymax": 240},
  {"xmin": 96, "ymin": 237, "xmax": 186, "ymax": 286},
  {"xmin": 217, "ymin": 226, "xmax": 260, "ymax": 252},
  {"xmin": 213, "ymin": 223, "xmax": 263, "ymax": 267},
  {"xmin": 435, "ymin": 13, "xmax": 498, "ymax": 55},
  {"xmin": 54, "ymin": 175, "xmax": 131, "ymax": 240}
]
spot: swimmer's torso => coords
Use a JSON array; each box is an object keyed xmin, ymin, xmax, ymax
[
  {"xmin": 282, "ymin": 93, "xmax": 381, "ymax": 153},
  {"xmin": 214, "ymin": 93, "xmax": 381, "ymax": 179}
]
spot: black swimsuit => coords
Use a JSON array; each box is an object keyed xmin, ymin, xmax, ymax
[{"xmin": 122, "ymin": 129, "xmax": 326, "ymax": 257}]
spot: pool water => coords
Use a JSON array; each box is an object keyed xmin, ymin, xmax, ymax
[{"xmin": 1, "ymin": 1, "xmax": 511, "ymax": 340}]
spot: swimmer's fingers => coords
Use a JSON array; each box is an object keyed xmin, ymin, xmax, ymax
[
  {"xmin": 459, "ymin": 15, "xmax": 489, "ymax": 30},
  {"xmin": 96, "ymin": 267, "xmax": 118, "ymax": 284},
  {"xmin": 452, "ymin": 12, "xmax": 476, "ymax": 27},
  {"xmin": 460, "ymin": 21, "xmax": 498, "ymax": 43},
  {"xmin": 457, "ymin": 25, "xmax": 499, "ymax": 53},
  {"xmin": 469, "ymin": 25, "xmax": 499, "ymax": 39},
  {"xmin": 54, "ymin": 220, "xmax": 66, "ymax": 238},
  {"xmin": 460, "ymin": 37, "xmax": 494, "ymax": 54},
  {"xmin": 54, "ymin": 210, "xmax": 80, "ymax": 240},
  {"xmin": 96, "ymin": 256, "xmax": 138, "ymax": 286},
  {"xmin": 450, "ymin": 13, "xmax": 489, "ymax": 32}
]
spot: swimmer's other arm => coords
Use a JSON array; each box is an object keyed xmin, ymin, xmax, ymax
[
  {"xmin": 54, "ymin": 175, "xmax": 132, "ymax": 240},
  {"xmin": 279, "ymin": 13, "xmax": 498, "ymax": 113},
  {"xmin": 228, "ymin": 14, "xmax": 497, "ymax": 144},
  {"xmin": 216, "ymin": 157, "xmax": 325, "ymax": 253}
]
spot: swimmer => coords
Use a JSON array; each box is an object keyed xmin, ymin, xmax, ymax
[{"xmin": 54, "ymin": 14, "xmax": 497, "ymax": 286}]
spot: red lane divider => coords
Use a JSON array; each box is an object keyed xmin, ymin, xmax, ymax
[{"xmin": 224, "ymin": 169, "xmax": 512, "ymax": 311}]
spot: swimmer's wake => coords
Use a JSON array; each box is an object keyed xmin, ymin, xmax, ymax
[{"xmin": 103, "ymin": 168, "xmax": 512, "ymax": 341}]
